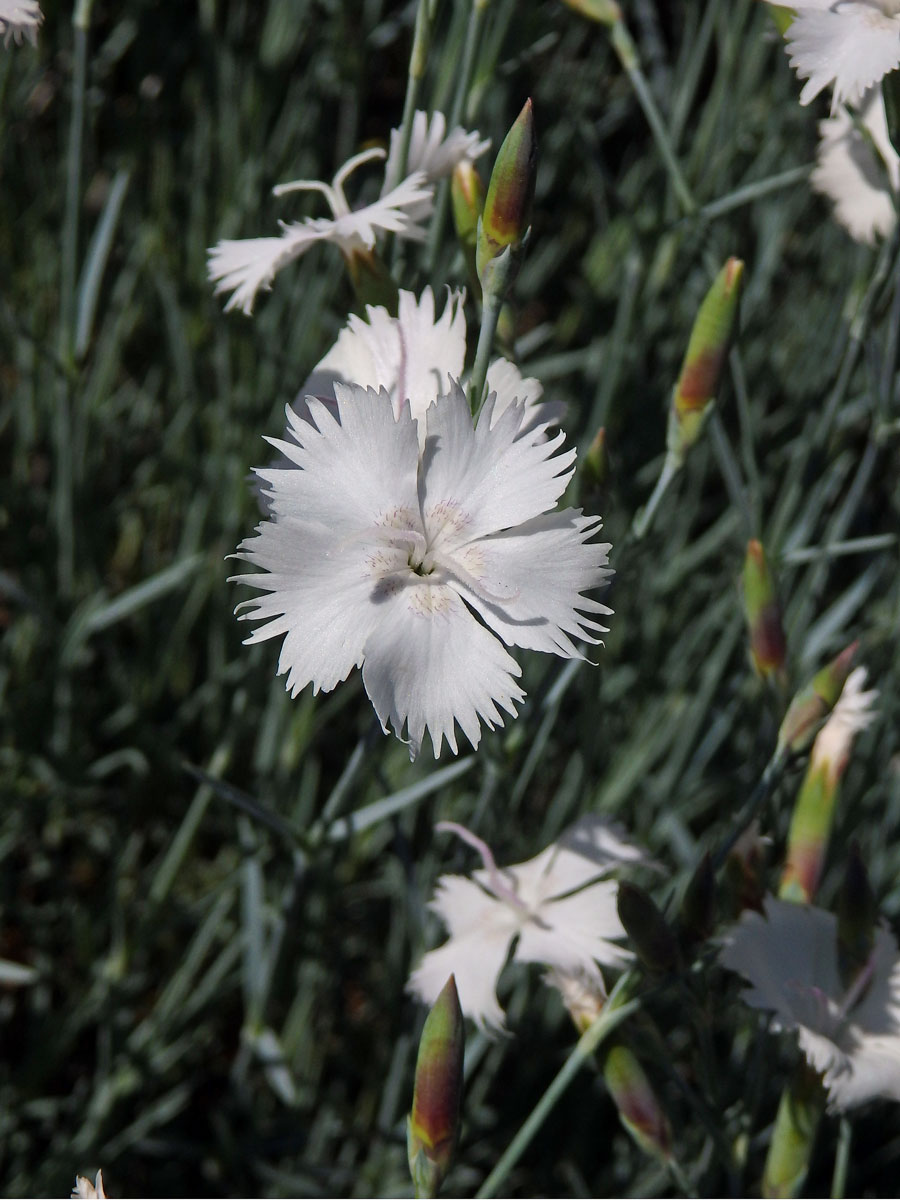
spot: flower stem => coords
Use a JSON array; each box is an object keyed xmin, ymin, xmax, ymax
[
  {"xmin": 475, "ymin": 976, "xmax": 640, "ymax": 1199},
  {"xmin": 425, "ymin": 0, "xmax": 489, "ymax": 271},
  {"xmin": 388, "ymin": 0, "xmax": 434, "ymax": 268},
  {"xmin": 830, "ymin": 1117, "xmax": 852, "ymax": 1200},
  {"xmin": 631, "ymin": 453, "xmax": 679, "ymax": 540},
  {"xmin": 607, "ymin": 15, "xmax": 695, "ymax": 217},
  {"xmin": 468, "ymin": 289, "xmax": 502, "ymax": 417}
]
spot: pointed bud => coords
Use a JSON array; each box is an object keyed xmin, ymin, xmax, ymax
[
  {"xmin": 779, "ymin": 665, "xmax": 876, "ymax": 904},
  {"xmin": 560, "ymin": 0, "xmax": 621, "ymax": 24},
  {"xmin": 617, "ymin": 882, "xmax": 679, "ymax": 974},
  {"xmin": 837, "ymin": 843, "xmax": 877, "ymax": 995},
  {"xmin": 666, "ymin": 257, "xmax": 744, "ymax": 467},
  {"xmin": 451, "ymin": 160, "xmax": 485, "ymax": 253},
  {"xmin": 775, "ymin": 642, "xmax": 857, "ymax": 763},
  {"xmin": 679, "ymin": 852, "xmax": 715, "ymax": 948},
  {"xmin": 602, "ymin": 1044, "xmax": 672, "ymax": 1163},
  {"xmin": 762, "ymin": 1063, "xmax": 824, "ymax": 1199},
  {"xmin": 407, "ymin": 976, "xmax": 465, "ymax": 1199},
  {"xmin": 476, "ymin": 99, "xmax": 536, "ymax": 295},
  {"xmin": 742, "ymin": 540, "xmax": 787, "ymax": 680}
]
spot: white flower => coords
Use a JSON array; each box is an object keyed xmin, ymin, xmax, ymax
[
  {"xmin": 208, "ymin": 148, "xmax": 432, "ymax": 314},
  {"xmin": 813, "ymin": 89, "xmax": 900, "ymax": 243},
  {"xmin": 811, "ymin": 665, "xmax": 878, "ymax": 777},
  {"xmin": 71, "ymin": 1170, "xmax": 107, "ymax": 1199},
  {"xmin": 767, "ymin": 0, "xmax": 900, "ymax": 110},
  {"xmin": 0, "ymin": 0, "xmax": 42, "ymax": 46},
  {"xmin": 382, "ymin": 109, "xmax": 490, "ymax": 199},
  {"xmin": 408, "ymin": 818, "xmax": 644, "ymax": 1033},
  {"xmin": 720, "ymin": 896, "xmax": 900, "ymax": 1110},
  {"xmin": 233, "ymin": 383, "xmax": 612, "ymax": 759},
  {"xmin": 296, "ymin": 287, "xmax": 563, "ymax": 443}
]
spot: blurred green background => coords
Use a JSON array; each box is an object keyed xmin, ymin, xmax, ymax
[{"xmin": 3, "ymin": 0, "xmax": 900, "ymax": 1195}]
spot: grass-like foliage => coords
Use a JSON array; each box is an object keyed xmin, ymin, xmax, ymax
[{"xmin": 3, "ymin": 1, "xmax": 900, "ymax": 1196}]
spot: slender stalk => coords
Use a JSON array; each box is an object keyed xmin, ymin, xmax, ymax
[
  {"xmin": 387, "ymin": 0, "xmax": 435, "ymax": 268},
  {"xmin": 56, "ymin": 2, "xmax": 94, "ymax": 598},
  {"xmin": 475, "ymin": 980, "xmax": 640, "ymax": 1199},
  {"xmin": 425, "ymin": 0, "xmax": 489, "ymax": 271},
  {"xmin": 631, "ymin": 455, "xmax": 679, "ymax": 540},
  {"xmin": 830, "ymin": 1117, "xmax": 852, "ymax": 1200},
  {"xmin": 467, "ymin": 290, "xmax": 502, "ymax": 415},
  {"xmin": 711, "ymin": 756, "xmax": 781, "ymax": 872},
  {"xmin": 608, "ymin": 16, "xmax": 695, "ymax": 217}
]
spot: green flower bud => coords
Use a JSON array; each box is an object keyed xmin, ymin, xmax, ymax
[
  {"xmin": 583, "ymin": 426, "xmax": 609, "ymax": 492},
  {"xmin": 407, "ymin": 976, "xmax": 465, "ymax": 1199},
  {"xmin": 452, "ymin": 160, "xmax": 485, "ymax": 300},
  {"xmin": 603, "ymin": 1043, "xmax": 672, "ymax": 1163},
  {"xmin": 476, "ymin": 99, "xmax": 536, "ymax": 292},
  {"xmin": 762, "ymin": 1063, "xmax": 824, "ymax": 1199},
  {"xmin": 617, "ymin": 882, "xmax": 679, "ymax": 974},
  {"xmin": 344, "ymin": 245, "xmax": 399, "ymax": 316},
  {"xmin": 743, "ymin": 539, "xmax": 787, "ymax": 680},
  {"xmin": 667, "ymin": 257, "xmax": 744, "ymax": 467}
]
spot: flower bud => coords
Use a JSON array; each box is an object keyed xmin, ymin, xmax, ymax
[
  {"xmin": 546, "ymin": 966, "xmax": 606, "ymax": 1035},
  {"xmin": 742, "ymin": 540, "xmax": 787, "ymax": 681},
  {"xmin": 452, "ymin": 161, "xmax": 486, "ymax": 300},
  {"xmin": 779, "ymin": 666, "xmax": 876, "ymax": 904},
  {"xmin": 768, "ymin": 5, "xmax": 795, "ymax": 35},
  {"xmin": 476, "ymin": 99, "xmax": 536, "ymax": 292},
  {"xmin": 617, "ymin": 882, "xmax": 679, "ymax": 973},
  {"xmin": 774, "ymin": 642, "xmax": 857, "ymax": 764},
  {"xmin": 837, "ymin": 843, "xmax": 877, "ymax": 995},
  {"xmin": 407, "ymin": 975, "xmax": 465, "ymax": 1199},
  {"xmin": 666, "ymin": 257, "xmax": 744, "ymax": 467},
  {"xmin": 603, "ymin": 1044, "xmax": 672, "ymax": 1162},
  {"xmin": 762, "ymin": 1063, "xmax": 824, "ymax": 1199}
]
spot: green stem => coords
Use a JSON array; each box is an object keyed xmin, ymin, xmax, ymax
[
  {"xmin": 387, "ymin": 0, "xmax": 434, "ymax": 268},
  {"xmin": 425, "ymin": 0, "xmax": 489, "ymax": 271},
  {"xmin": 631, "ymin": 453, "xmax": 679, "ymax": 540},
  {"xmin": 830, "ymin": 1117, "xmax": 852, "ymax": 1200},
  {"xmin": 608, "ymin": 17, "xmax": 696, "ymax": 217},
  {"xmin": 467, "ymin": 290, "xmax": 502, "ymax": 416},
  {"xmin": 711, "ymin": 756, "xmax": 781, "ymax": 872},
  {"xmin": 475, "ymin": 979, "xmax": 640, "ymax": 1199}
]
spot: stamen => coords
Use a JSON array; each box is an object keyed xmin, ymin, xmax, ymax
[{"xmin": 436, "ymin": 821, "xmax": 530, "ymax": 914}]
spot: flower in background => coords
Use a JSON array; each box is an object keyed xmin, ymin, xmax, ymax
[
  {"xmin": 382, "ymin": 109, "xmax": 490, "ymax": 199},
  {"xmin": 0, "ymin": 1, "xmax": 42, "ymax": 46},
  {"xmin": 720, "ymin": 896, "xmax": 900, "ymax": 1110},
  {"xmin": 812, "ymin": 88, "xmax": 900, "ymax": 243},
  {"xmin": 208, "ymin": 148, "xmax": 432, "ymax": 314},
  {"xmin": 408, "ymin": 819, "xmax": 644, "ymax": 1033},
  {"xmin": 766, "ymin": 0, "xmax": 900, "ymax": 110},
  {"xmin": 233, "ymin": 382, "xmax": 612, "ymax": 759},
  {"xmin": 71, "ymin": 1171, "xmax": 107, "ymax": 1199},
  {"xmin": 209, "ymin": 111, "xmax": 488, "ymax": 315},
  {"xmin": 297, "ymin": 287, "xmax": 563, "ymax": 441}
]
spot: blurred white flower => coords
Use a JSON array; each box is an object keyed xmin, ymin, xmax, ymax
[
  {"xmin": 767, "ymin": 0, "xmax": 900, "ymax": 110},
  {"xmin": 0, "ymin": 0, "xmax": 42, "ymax": 46},
  {"xmin": 408, "ymin": 818, "xmax": 644, "ymax": 1033},
  {"xmin": 233, "ymin": 382, "xmax": 612, "ymax": 759},
  {"xmin": 811, "ymin": 665, "xmax": 878, "ymax": 777},
  {"xmin": 382, "ymin": 109, "xmax": 490, "ymax": 200},
  {"xmin": 71, "ymin": 1170, "xmax": 106, "ymax": 1199},
  {"xmin": 720, "ymin": 896, "xmax": 900, "ymax": 1110},
  {"xmin": 297, "ymin": 287, "xmax": 563, "ymax": 442},
  {"xmin": 208, "ymin": 148, "xmax": 432, "ymax": 314},
  {"xmin": 813, "ymin": 89, "xmax": 900, "ymax": 243}
]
